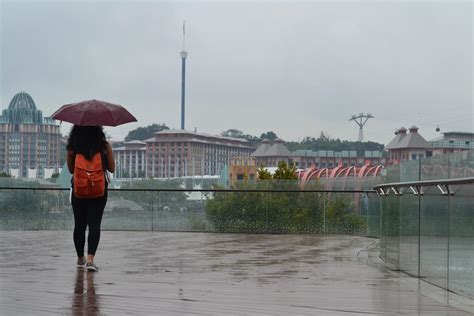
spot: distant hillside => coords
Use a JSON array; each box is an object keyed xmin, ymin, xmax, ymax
[{"xmin": 286, "ymin": 133, "xmax": 385, "ymax": 156}]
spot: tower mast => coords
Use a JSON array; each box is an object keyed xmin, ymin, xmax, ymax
[{"xmin": 180, "ymin": 21, "xmax": 188, "ymax": 130}]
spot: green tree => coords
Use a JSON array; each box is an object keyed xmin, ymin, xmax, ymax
[
  {"xmin": 326, "ymin": 195, "xmax": 367, "ymax": 234},
  {"xmin": 125, "ymin": 123, "xmax": 169, "ymax": 141},
  {"xmin": 221, "ymin": 129, "xmax": 260, "ymax": 147},
  {"xmin": 112, "ymin": 141, "xmax": 124, "ymax": 149},
  {"xmin": 206, "ymin": 158, "xmax": 368, "ymax": 234},
  {"xmin": 272, "ymin": 161, "xmax": 298, "ymax": 180},
  {"xmin": 260, "ymin": 131, "xmax": 278, "ymax": 141},
  {"xmin": 257, "ymin": 167, "xmax": 272, "ymax": 180},
  {"xmin": 221, "ymin": 129, "xmax": 245, "ymax": 138},
  {"xmin": 0, "ymin": 178, "xmax": 59, "ymax": 230},
  {"xmin": 207, "ymin": 161, "xmax": 325, "ymax": 233}
]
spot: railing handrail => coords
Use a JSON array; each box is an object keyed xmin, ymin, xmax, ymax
[
  {"xmin": 0, "ymin": 186, "xmax": 376, "ymax": 194},
  {"xmin": 374, "ymin": 177, "xmax": 474, "ymax": 189},
  {"xmin": 374, "ymin": 177, "xmax": 474, "ymax": 196}
]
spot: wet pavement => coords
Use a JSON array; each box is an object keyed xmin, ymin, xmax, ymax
[{"xmin": 0, "ymin": 231, "xmax": 472, "ymax": 315}]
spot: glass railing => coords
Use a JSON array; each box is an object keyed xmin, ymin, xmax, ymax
[
  {"xmin": 376, "ymin": 150, "xmax": 474, "ymax": 300},
  {"xmin": 0, "ymin": 179, "xmax": 379, "ymax": 236},
  {"xmin": 2, "ymin": 151, "xmax": 473, "ymax": 302}
]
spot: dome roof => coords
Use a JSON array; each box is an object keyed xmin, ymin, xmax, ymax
[{"xmin": 8, "ymin": 91, "xmax": 37, "ymax": 111}]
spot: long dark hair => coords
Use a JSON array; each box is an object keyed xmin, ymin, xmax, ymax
[{"xmin": 66, "ymin": 125, "xmax": 107, "ymax": 160}]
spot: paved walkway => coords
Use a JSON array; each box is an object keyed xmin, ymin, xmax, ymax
[{"xmin": 0, "ymin": 231, "xmax": 472, "ymax": 315}]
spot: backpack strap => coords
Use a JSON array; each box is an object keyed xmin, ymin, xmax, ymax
[{"xmin": 101, "ymin": 151, "xmax": 110, "ymax": 185}]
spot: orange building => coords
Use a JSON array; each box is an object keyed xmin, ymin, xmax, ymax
[{"xmin": 229, "ymin": 156, "xmax": 257, "ymax": 183}]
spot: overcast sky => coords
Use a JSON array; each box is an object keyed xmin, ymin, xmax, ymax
[{"xmin": 1, "ymin": 0, "xmax": 472, "ymax": 145}]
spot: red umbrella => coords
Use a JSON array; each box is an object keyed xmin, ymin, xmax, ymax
[{"xmin": 51, "ymin": 99, "xmax": 137, "ymax": 126}]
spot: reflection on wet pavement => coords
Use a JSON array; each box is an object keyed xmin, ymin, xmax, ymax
[
  {"xmin": 0, "ymin": 231, "xmax": 472, "ymax": 315},
  {"xmin": 71, "ymin": 270, "xmax": 100, "ymax": 315}
]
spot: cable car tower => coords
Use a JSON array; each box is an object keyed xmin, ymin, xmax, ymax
[{"xmin": 349, "ymin": 113, "xmax": 374, "ymax": 142}]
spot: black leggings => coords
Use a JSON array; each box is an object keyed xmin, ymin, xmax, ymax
[{"xmin": 72, "ymin": 192, "xmax": 107, "ymax": 257}]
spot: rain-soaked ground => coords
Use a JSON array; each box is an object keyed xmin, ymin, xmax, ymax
[{"xmin": 0, "ymin": 231, "xmax": 472, "ymax": 315}]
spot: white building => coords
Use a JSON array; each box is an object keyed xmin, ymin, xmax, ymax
[
  {"xmin": 113, "ymin": 140, "xmax": 146, "ymax": 178},
  {"xmin": 430, "ymin": 131, "xmax": 474, "ymax": 156}
]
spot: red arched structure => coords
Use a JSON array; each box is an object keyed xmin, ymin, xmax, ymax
[
  {"xmin": 299, "ymin": 161, "xmax": 385, "ymax": 214},
  {"xmin": 299, "ymin": 161, "xmax": 384, "ymax": 188}
]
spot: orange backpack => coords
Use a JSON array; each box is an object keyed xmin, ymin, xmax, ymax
[{"xmin": 73, "ymin": 152, "xmax": 106, "ymax": 199}]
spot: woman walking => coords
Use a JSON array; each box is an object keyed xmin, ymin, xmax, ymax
[{"xmin": 67, "ymin": 125, "xmax": 115, "ymax": 271}]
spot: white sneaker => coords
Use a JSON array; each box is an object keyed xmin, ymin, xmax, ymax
[{"xmin": 86, "ymin": 262, "xmax": 99, "ymax": 272}]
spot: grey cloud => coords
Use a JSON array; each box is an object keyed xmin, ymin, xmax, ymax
[{"xmin": 1, "ymin": 0, "xmax": 472, "ymax": 143}]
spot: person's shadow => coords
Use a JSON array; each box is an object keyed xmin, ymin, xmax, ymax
[{"xmin": 71, "ymin": 270, "xmax": 100, "ymax": 315}]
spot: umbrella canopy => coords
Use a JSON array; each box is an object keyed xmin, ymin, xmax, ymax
[{"xmin": 51, "ymin": 99, "xmax": 137, "ymax": 126}]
